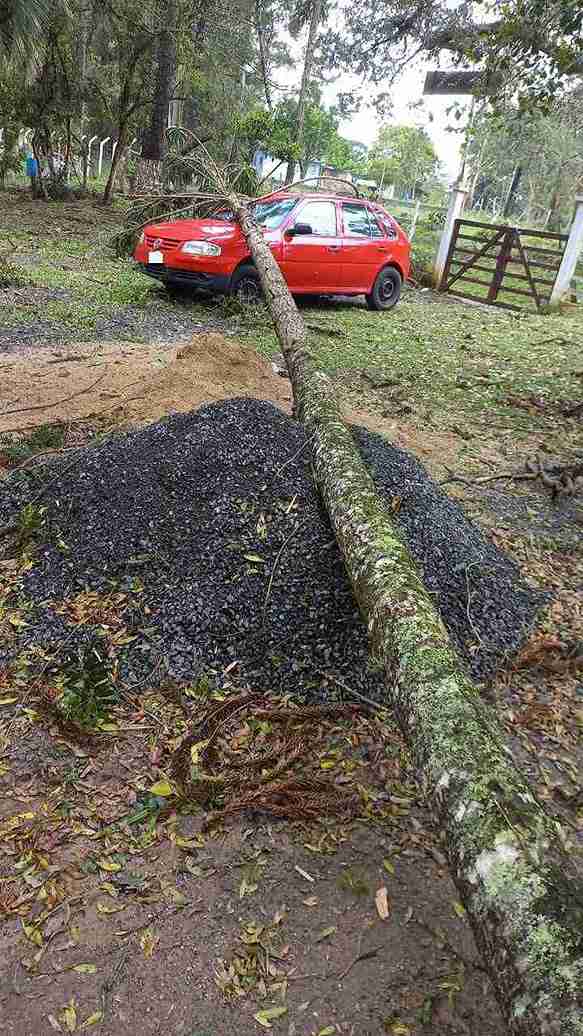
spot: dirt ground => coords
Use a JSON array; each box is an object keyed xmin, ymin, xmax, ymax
[
  {"xmin": 0, "ymin": 693, "xmax": 503, "ymax": 1036},
  {"xmin": 0, "ymin": 333, "xmax": 293, "ymax": 437},
  {"xmin": 1, "ymin": 324, "xmax": 582, "ymax": 1036}
]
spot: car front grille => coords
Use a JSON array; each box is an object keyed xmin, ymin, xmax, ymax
[{"xmin": 145, "ymin": 235, "xmax": 180, "ymax": 249}]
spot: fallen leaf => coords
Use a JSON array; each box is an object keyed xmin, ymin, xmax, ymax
[
  {"xmin": 402, "ymin": 906, "xmax": 414, "ymax": 925},
  {"xmin": 97, "ymin": 859, "xmax": 121, "ymax": 873},
  {"xmin": 190, "ymin": 740, "xmax": 209, "ymax": 765},
  {"xmin": 140, "ymin": 927, "xmax": 158, "ymax": 959},
  {"xmin": 61, "ymin": 1000, "xmax": 77, "ymax": 1033},
  {"xmin": 0, "ymin": 696, "xmax": 17, "ymax": 705},
  {"xmin": 254, "ymin": 1005, "xmax": 288, "ymax": 1027},
  {"xmin": 22, "ymin": 921, "xmax": 43, "ymax": 947},
  {"xmin": 303, "ymin": 896, "xmax": 318, "ymax": 907},
  {"xmin": 315, "ymin": 925, "xmax": 336, "ymax": 943},
  {"xmin": 80, "ymin": 1012, "xmax": 103, "ymax": 1029},
  {"xmin": 382, "ymin": 858, "xmax": 395, "ymax": 876},
  {"xmin": 149, "ymin": 780, "xmax": 175, "ymax": 797},
  {"xmin": 317, "ymin": 1028, "xmax": 336, "ymax": 1035},
  {"xmin": 96, "ymin": 902, "xmax": 126, "ymax": 915},
  {"xmin": 452, "ymin": 900, "xmax": 466, "ymax": 919},
  {"xmin": 47, "ymin": 1016, "xmax": 62, "ymax": 1032},
  {"xmin": 294, "ymin": 865, "xmax": 314, "ymax": 883},
  {"xmin": 375, "ymin": 886, "xmax": 390, "ymax": 921},
  {"xmin": 244, "ymin": 554, "xmax": 265, "ymax": 564},
  {"xmin": 72, "ymin": 963, "xmax": 97, "ymax": 974}
]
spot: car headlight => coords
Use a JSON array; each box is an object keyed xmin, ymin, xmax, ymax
[
  {"xmin": 138, "ymin": 231, "xmax": 145, "ymax": 244},
  {"xmin": 181, "ymin": 240, "xmax": 221, "ymax": 256}
]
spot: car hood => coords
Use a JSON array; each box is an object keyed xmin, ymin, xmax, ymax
[
  {"xmin": 145, "ymin": 217, "xmax": 280, "ymax": 246},
  {"xmin": 146, "ymin": 218, "xmax": 243, "ymax": 244}
]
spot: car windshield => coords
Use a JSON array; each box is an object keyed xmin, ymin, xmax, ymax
[
  {"xmin": 212, "ymin": 197, "xmax": 297, "ymax": 229},
  {"xmin": 252, "ymin": 197, "xmax": 297, "ymax": 229}
]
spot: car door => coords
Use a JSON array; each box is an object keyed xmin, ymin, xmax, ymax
[
  {"xmin": 280, "ymin": 199, "xmax": 342, "ymax": 292},
  {"xmin": 340, "ymin": 201, "xmax": 384, "ymax": 292}
]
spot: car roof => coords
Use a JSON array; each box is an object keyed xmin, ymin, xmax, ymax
[{"xmin": 259, "ymin": 191, "xmax": 375, "ymax": 205}]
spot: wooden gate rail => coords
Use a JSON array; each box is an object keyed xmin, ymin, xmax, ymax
[{"xmin": 439, "ymin": 219, "xmax": 568, "ymax": 312}]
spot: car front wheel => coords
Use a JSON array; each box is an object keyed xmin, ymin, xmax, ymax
[
  {"xmin": 365, "ymin": 267, "xmax": 402, "ymax": 311},
  {"xmin": 231, "ymin": 265, "xmax": 263, "ymax": 304}
]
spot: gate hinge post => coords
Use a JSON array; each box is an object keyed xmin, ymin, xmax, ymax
[
  {"xmin": 433, "ymin": 184, "xmax": 468, "ymax": 289},
  {"xmin": 550, "ymin": 195, "xmax": 583, "ymax": 307}
]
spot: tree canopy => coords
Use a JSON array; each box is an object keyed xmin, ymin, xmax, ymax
[{"xmin": 366, "ymin": 124, "xmax": 440, "ymax": 196}]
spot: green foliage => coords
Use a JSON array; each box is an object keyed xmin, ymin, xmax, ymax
[
  {"xmin": 57, "ymin": 638, "xmax": 117, "ymax": 729},
  {"xmin": 321, "ymin": 0, "xmax": 583, "ymax": 114},
  {"xmin": 15, "ymin": 503, "xmax": 47, "ymax": 548},
  {"xmin": 0, "ymin": 258, "xmax": 29, "ymax": 288},
  {"xmin": 0, "ymin": 424, "xmax": 65, "ymax": 465},
  {"xmin": 466, "ymin": 92, "xmax": 583, "ymax": 228},
  {"xmin": 367, "ymin": 125, "xmax": 440, "ymax": 196},
  {"xmin": 236, "ymin": 107, "xmax": 300, "ymax": 164}
]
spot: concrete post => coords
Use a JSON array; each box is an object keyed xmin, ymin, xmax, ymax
[
  {"xmin": 409, "ymin": 199, "xmax": 421, "ymax": 240},
  {"xmin": 98, "ymin": 136, "xmax": 110, "ymax": 177},
  {"xmin": 433, "ymin": 185, "xmax": 468, "ymax": 288},
  {"xmin": 549, "ymin": 196, "xmax": 583, "ymax": 306},
  {"xmin": 87, "ymin": 135, "xmax": 98, "ymax": 174}
]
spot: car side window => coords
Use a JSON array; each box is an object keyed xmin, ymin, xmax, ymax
[
  {"xmin": 296, "ymin": 201, "xmax": 337, "ymax": 236},
  {"xmin": 369, "ymin": 214, "xmax": 385, "ymax": 239},
  {"xmin": 374, "ymin": 211, "xmax": 398, "ymax": 239},
  {"xmin": 342, "ymin": 203, "xmax": 371, "ymax": 237}
]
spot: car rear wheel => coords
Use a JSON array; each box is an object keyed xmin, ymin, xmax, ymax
[
  {"xmin": 231, "ymin": 265, "xmax": 263, "ymax": 304},
  {"xmin": 365, "ymin": 267, "xmax": 402, "ymax": 311}
]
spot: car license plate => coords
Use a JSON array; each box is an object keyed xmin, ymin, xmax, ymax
[{"xmin": 148, "ymin": 250, "xmax": 163, "ymax": 263}]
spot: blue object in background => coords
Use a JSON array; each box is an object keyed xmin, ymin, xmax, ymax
[{"xmin": 25, "ymin": 155, "xmax": 39, "ymax": 177}]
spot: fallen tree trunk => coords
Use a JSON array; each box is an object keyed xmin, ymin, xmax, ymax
[{"xmin": 230, "ymin": 196, "xmax": 583, "ymax": 1035}]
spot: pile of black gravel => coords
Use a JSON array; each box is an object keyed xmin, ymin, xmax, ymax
[{"xmin": 0, "ymin": 399, "xmax": 548, "ymax": 699}]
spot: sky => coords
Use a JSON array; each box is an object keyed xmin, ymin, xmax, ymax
[
  {"xmin": 329, "ymin": 64, "xmax": 469, "ymax": 182},
  {"xmin": 277, "ymin": 24, "xmax": 471, "ymax": 184}
]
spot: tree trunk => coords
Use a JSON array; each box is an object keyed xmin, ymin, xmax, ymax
[
  {"xmin": 136, "ymin": 0, "xmax": 177, "ymax": 191},
  {"xmin": 228, "ymin": 193, "xmax": 583, "ymax": 1036},
  {"xmin": 102, "ymin": 136, "xmax": 125, "ymax": 205},
  {"xmin": 255, "ymin": 0, "xmax": 272, "ymax": 109},
  {"xmin": 503, "ymin": 165, "xmax": 523, "ymax": 219},
  {"xmin": 284, "ymin": 0, "xmax": 322, "ymax": 184}
]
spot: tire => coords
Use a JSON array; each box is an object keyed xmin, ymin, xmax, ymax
[
  {"xmin": 365, "ymin": 267, "xmax": 402, "ymax": 311},
  {"xmin": 230, "ymin": 265, "xmax": 263, "ymax": 304}
]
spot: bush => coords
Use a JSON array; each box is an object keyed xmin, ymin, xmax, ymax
[{"xmin": 0, "ymin": 258, "xmax": 30, "ymax": 289}]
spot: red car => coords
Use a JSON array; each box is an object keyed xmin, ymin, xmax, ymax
[{"xmin": 134, "ymin": 192, "xmax": 410, "ymax": 311}]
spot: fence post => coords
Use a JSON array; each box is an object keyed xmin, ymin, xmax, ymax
[
  {"xmin": 98, "ymin": 136, "xmax": 110, "ymax": 177},
  {"xmin": 409, "ymin": 199, "xmax": 421, "ymax": 240},
  {"xmin": 87, "ymin": 135, "xmax": 98, "ymax": 174},
  {"xmin": 433, "ymin": 185, "xmax": 468, "ymax": 288},
  {"xmin": 549, "ymin": 196, "xmax": 583, "ymax": 307}
]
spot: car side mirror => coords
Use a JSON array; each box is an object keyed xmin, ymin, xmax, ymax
[{"xmin": 286, "ymin": 222, "xmax": 313, "ymax": 237}]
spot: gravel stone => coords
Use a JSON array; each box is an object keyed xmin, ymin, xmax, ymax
[{"xmin": 0, "ymin": 399, "xmax": 548, "ymax": 698}]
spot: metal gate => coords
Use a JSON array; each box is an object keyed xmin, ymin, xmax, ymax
[{"xmin": 440, "ymin": 219, "xmax": 568, "ymax": 312}]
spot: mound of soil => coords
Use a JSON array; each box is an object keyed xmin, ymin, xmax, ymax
[{"xmin": 0, "ymin": 333, "xmax": 291, "ymax": 435}]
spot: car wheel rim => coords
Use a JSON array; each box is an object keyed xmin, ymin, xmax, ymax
[
  {"xmin": 236, "ymin": 277, "xmax": 261, "ymax": 303},
  {"xmin": 379, "ymin": 277, "xmax": 395, "ymax": 303}
]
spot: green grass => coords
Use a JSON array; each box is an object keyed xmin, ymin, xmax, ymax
[
  {"xmin": 237, "ymin": 292, "xmax": 583, "ymax": 433},
  {"xmin": 1, "ymin": 188, "xmax": 582, "ymax": 439}
]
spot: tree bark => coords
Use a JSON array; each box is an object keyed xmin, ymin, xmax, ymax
[
  {"xmin": 284, "ymin": 0, "xmax": 322, "ymax": 184},
  {"xmin": 255, "ymin": 0, "xmax": 272, "ymax": 110},
  {"xmin": 228, "ymin": 193, "xmax": 583, "ymax": 1036},
  {"xmin": 136, "ymin": 0, "xmax": 177, "ymax": 191}
]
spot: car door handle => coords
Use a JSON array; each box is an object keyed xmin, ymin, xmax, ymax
[
  {"xmin": 377, "ymin": 246, "xmax": 389, "ymax": 252},
  {"xmin": 327, "ymin": 245, "xmax": 341, "ymax": 252}
]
